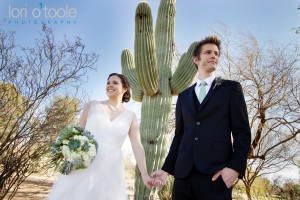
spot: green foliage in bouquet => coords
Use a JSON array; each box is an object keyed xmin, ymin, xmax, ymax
[{"xmin": 51, "ymin": 125, "xmax": 98, "ymax": 175}]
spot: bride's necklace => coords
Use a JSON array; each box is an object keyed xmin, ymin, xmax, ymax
[{"xmin": 106, "ymin": 101, "xmax": 122, "ymax": 118}]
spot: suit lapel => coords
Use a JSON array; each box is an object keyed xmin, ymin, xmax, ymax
[{"xmin": 188, "ymin": 83, "xmax": 197, "ymax": 116}]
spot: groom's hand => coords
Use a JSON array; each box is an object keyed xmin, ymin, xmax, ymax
[
  {"xmin": 212, "ymin": 167, "xmax": 239, "ymax": 188},
  {"xmin": 150, "ymin": 170, "xmax": 168, "ymax": 188}
]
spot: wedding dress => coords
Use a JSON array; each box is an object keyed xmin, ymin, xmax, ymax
[{"xmin": 48, "ymin": 101, "xmax": 133, "ymax": 200}]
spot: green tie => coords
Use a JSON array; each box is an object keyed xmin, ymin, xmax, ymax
[{"xmin": 198, "ymin": 80, "xmax": 207, "ymax": 103}]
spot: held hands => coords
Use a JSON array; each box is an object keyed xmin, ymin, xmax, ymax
[
  {"xmin": 141, "ymin": 171, "xmax": 166, "ymax": 189},
  {"xmin": 141, "ymin": 174, "xmax": 155, "ymax": 189},
  {"xmin": 141, "ymin": 174, "xmax": 165, "ymax": 190},
  {"xmin": 212, "ymin": 167, "xmax": 239, "ymax": 188},
  {"xmin": 150, "ymin": 170, "xmax": 169, "ymax": 189}
]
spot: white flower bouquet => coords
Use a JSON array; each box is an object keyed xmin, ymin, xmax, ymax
[{"xmin": 51, "ymin": 125, "xmax": 98, "ymax": 175}]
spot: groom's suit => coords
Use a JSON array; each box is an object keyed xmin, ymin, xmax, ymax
[{"xmin": 162, "ymin": 78, "xmax": 251, "ymax": 199}]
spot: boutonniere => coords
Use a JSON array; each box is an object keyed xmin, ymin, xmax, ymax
[{"xmin": 213, "ymin": 76, "xmax": 224, "ymax": 89}]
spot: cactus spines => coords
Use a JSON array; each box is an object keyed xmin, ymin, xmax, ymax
[
  {"xmin": 121, "ymin": 0, "xmax": 197, "ymax": 199},
  {"xmin": 121, "ymin": 49, "xmax": 143, "ymax": 102},
  {"xmin": 135, "ymin": 2, "xmax": 158, "ymax": 96}
]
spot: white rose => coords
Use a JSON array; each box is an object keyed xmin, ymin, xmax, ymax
[
  {"xmin": 88, "ymin": 144, "xmax": 97, "ymax": 157},
  {"xmin": 72, "ymin": 127, "xmax": 78, "ymax": 133},
  {"xmin": 70, "ymin": 152, "xmax": 81, "ymax": 162},
  {"xmin": 62, "ymin": 140, "xmax": 69, "ymax": 145},
  {"xmin": 62, "ymin": 145, "xmax": 71, "ymax": 158}
]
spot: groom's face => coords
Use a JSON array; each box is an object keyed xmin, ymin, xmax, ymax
[{"xmin": 194, "ymin": 43, "xmax": 219, "ymax": 73}]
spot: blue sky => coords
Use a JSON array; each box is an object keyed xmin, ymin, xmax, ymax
[{"xmin": 1, "ymin": 0, "xmax": 299, "ymax": 101}]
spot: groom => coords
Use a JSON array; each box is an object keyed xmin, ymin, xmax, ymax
[{"xmin": 151, "ymin": 36, "xmax": 251, "ymax": 199}]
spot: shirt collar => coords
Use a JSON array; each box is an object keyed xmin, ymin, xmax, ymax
[{"xmin": 196, "ymin": 75, "xmax": 216, "ymax": 87}]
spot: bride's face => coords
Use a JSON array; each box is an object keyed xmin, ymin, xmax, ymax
[{"xmin": 106, "ymin": 75, "xmax": 126, "ymax": 98}]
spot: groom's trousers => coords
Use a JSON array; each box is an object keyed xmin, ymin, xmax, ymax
[{"xmin": 172, "ymin": 166, "xmax": 232, "ymax": 200}]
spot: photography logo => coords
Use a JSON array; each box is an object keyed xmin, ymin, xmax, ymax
[{"xmin": 4, "ymin": 2, "xmax": 77, "ymax": 25}]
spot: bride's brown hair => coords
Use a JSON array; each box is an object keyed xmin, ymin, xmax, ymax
[{"xmin": 108, "ymin": 73, "xmax": 131, "ymax": 102}]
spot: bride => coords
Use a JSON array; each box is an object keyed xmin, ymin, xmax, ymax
[{"xmin": 48, "ymin": 73, "xmax": 153, "ymax": 200}]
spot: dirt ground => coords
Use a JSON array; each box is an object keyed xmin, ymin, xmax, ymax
[
  {"xmin": 6, "ymin": 173, "xmax": 135, "ymax": 200},
  {"xmin": 5, "ymin": 173, "xmax": 248, "ymax": 200}
]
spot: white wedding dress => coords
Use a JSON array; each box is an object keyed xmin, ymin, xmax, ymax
[{"xmin": 48, "ymin": 101, "xmax": 133, "ymax": 200}]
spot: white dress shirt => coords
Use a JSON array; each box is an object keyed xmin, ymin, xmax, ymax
[{"xmin": 194, "ymin": 75, "xmax": 216, "ymax": 97}]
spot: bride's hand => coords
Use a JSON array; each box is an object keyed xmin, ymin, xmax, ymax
[{"xmin": 141, "ymin": 174, "xmax": 154, "ymax": 189}]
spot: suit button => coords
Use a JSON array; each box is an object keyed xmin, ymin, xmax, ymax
[
  {"xmin": 197, "ymin": 122, "xmax": 200, "ymax": 125},
  {"xmin": 195, "ymin": 137, "xmax": 198, "ymax": 141}
]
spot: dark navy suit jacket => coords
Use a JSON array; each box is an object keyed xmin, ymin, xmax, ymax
[{"xmin": 162, "ymin": 79, "xmax": 251, "ymax": 178}]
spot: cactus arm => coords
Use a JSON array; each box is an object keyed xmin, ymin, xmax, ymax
[
  {"xmin": 155, "ymin": 0, "xmax": 175, "ymax": 78},
  {"xmin": 170, "ymin": 42, "xmax": 198, "ymax": 95},
  {"xmin": 121, "ymin": 49, "xmax": 143, "ymax": 102},
  {"xmin": 134, "ymin": 2, "xmax": 158, "ymax": 96}
]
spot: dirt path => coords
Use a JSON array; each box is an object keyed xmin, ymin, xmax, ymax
[
  {"xmin": 6, "ymin": 174, "xmax": 248, "ymax": 200},
  {"xmin": 5, "ymin": 174, "xmax": 54, "ymax": 200},
  {"xmin": 6, "ymin": 174, "xmax": 135, "ymax": 200}
]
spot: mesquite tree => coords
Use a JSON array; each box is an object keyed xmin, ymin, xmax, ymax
[
  {"xmin": 0, "ymin": 25, "xmax": 98, "ymax": 199},
  {"xmin": 121, "ymin": 0, "xmax": 197, "ymax": 199},
  {"xmin": 215, "ymin": 24, "xmax": 300, "ymax": 200}
]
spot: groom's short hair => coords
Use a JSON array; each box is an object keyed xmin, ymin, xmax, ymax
[{"xmin": 192, "ymin": 35, "xmax": 221, "ymax": 69}]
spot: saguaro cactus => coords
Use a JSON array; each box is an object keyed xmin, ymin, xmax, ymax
[{"xmin": 121, "ymin": 0, "xmax": 197, "ymax": 199}]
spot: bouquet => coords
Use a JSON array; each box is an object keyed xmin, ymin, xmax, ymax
[{"xmin": 51, "ymin": 125, "xmax": 98, "ymax": 175}]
